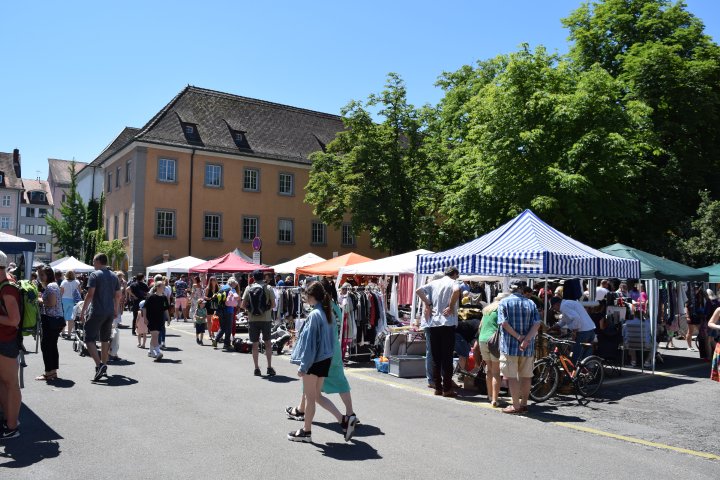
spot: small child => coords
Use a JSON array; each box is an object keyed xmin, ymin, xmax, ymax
[
  {"xmin": 195, "ymin": 299, "xmax": 208, "ymax": 345},
  {"xmin": 136, "ymin": 300, "xmax": 148, "ymax": 348}
]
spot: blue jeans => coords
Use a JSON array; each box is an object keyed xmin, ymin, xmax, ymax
[
  {"xmin": 159, "ymin": 323, "xmax": 166, "ymax": 345},
  {"xmin": 425, "ymin": 330, "xmax": 433, "ymax": 384},
  {"xmin": 214, "ymin": 308, "xmax": 233, "ymax": 347},
  {"xmin": 573, "ymin": 329, "xmax": 595, "ymax": 363}
]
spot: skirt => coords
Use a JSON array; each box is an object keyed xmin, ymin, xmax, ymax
[
  {"xmin": 62, "ymin": 298, "xmax": 76, "ymax": 321},
  {"xmin": 322, "ymin": 339, "xmax": 351, "ymax": 394},
  {"xmin": 711, "ymin": 343, "xmax": 720, "ymax": 382},
  {"xmin": 136, "ymin": 317, "xmax": 149, "ymax": 335}
]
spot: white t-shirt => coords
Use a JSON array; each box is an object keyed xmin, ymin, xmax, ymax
[
  {"xmin": 596, "ymin": 286, "xmax": 610, "ymax": 301},
  {"xmin": 557, "ymin": 300, "xmax": 596, "ymax": 332},
  {"xmin": 60, "ymin": 279, "xmax": 80, "ymax": 300},
  {"xmin": 419, "ymin": 276, "xmax": 460, "ymax": 328}
]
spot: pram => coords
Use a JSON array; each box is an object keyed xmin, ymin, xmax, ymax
[{"xmin": 71, "ymin": 301, "xmax": 95, "ymax": 357}]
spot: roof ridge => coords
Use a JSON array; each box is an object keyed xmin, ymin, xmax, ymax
[
  {"xmin": 184, "ymin": 86, "xmax": 343, "ymax": 121},
  {"xmin": 135, "ymin": 85, "xmax": 193, "ymax": 138}
]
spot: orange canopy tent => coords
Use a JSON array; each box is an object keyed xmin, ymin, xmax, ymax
[{"xmin": 295, "ymin": 253, "xmax": 373, "ymax": 277}]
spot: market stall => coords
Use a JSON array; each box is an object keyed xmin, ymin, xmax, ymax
[
  {"xmin": 189, "ymin": 252, "xmax": 273, "ymax": 274},
  {"xmin": 700, "ymin": 263, "xmax": 720, "ymax": 283},
  {"xmin": 145, "ymin": 256, "xmax": 206, "ymax": 278},
  {"xmin": 50, "ymin": 256, "xmax": 95, "ymax": 273},
  {"xmin": 295, "ymin": 252, "xmax": 372, "ymax": 277},
  {"xmin": 272, "ymin": 253, "xmax": 325, "ymax": 274}
]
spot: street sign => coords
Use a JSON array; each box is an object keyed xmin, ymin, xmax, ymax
[
  {"xmin": 252, "ymin": 237, "xmax": 262, "ymax": 252},
  {"xmin": 252, "ymin": 251, "xmax": 261, "ymax": 265}
]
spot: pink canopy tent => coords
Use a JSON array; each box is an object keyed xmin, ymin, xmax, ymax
[{"xmin": 189, "ymin": 253, "xmax": 274, "ymax": 274}]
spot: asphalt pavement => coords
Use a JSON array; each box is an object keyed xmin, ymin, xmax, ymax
[{"xmin": 1, "ymin": 312, "xmax": 717, "ymax": 479}]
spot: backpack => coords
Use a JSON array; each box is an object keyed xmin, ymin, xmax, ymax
[
  {"xmin": 247, "ymin": 284, "xmax": 270, "ymax": 316},
  {"xmin": 0, "ymin": 279, "xmax": 39, "ymax": 338}
]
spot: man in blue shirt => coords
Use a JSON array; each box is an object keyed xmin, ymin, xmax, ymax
[{"xmin": 497, "ymin": 287, "xmax": 542, "ymax": 414}]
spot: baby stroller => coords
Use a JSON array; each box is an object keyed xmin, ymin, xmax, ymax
[
  {"xmin": 72, "ymin": 301, "xmax": 94, "ymax": 357},
  {"xmin": 258, "ymin": 318, "xmax": 292, "ymax": 355}
]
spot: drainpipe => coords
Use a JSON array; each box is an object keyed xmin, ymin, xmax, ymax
[{"xmin": 188, "ymin": 149, "xmax": 195, "ymax": 256}]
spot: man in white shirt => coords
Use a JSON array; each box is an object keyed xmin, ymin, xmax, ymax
[
  {"xmin": 550, "ymin": 297, "xmax": 597, "ymax": 362},
  {"xmin": 596, "ymin": 280, "xmax": 610, "ymax": 302}
]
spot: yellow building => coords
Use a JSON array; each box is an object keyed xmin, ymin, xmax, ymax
[{"xmin": 88, "ymin": 86, "xmax": 380, "ymax": 274}]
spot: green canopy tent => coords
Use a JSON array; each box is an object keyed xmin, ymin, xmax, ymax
[
  {"xmin": 699, "ymin": 264, "xmax": 720, "ymax": 283},
  {"xmin": 600, "ymin": 243, "xmax": 709, "ymax": 373},
  {"xmin": 600, "ymin": 243, "xmax": 709, "ymax": 282}
]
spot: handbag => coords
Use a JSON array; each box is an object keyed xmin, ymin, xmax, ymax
[
  {"xmin": 488, "ymin": 329, "xmax": 500, "ymax": 358},
  {"xmin": 73, "ymin": 288, "xmax": 82, "ymax": 304}
]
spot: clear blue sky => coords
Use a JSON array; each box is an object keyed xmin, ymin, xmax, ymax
[{"xmin": 2, "ymin": 0, "xmax": 718, "ymax": 181}]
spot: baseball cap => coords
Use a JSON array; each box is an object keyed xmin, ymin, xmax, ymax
[{"xmin": 0, "ymin": 250, "xmax": 7, "ymax": 268}]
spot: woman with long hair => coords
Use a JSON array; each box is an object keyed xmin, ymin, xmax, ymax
[
  {"xmin": 477, "ymin": 292, "xmax": 510, "ymax": 407},
  {"xmin": 287, "ymin": 281, "xmax": 336, "ymax": 443},
  {"xmin": 36, "ymin": 266, "xmax": 66, "ymax": 381},
  {"xmin": 204, "ymin": 276, "xmax": 220, "ymax": 337},
  {"xmin": 60, "ymin": 269, "xmax": 80, "ymax": 338}
]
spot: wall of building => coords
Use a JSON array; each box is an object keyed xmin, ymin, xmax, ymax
[
  {"xmin": 76, "ymin": 166, "xmax": 104, "ymax": 203},
  {"xmin": 0, "ymin": 188, "xmax": 20, "ymax": 234},
  {"xmin": 18, "ymin": 203, "xmax": 53, "ymax": 262}
]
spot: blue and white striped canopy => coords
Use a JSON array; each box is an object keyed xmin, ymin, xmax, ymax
[{"xmin": 417, "ymin": 210, "xmax": 640, "ymax": 278}]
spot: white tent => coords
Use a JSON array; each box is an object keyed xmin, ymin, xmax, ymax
[
  {"xmin": 50, "ymin": 256, "xmax": 95, "ymax": 273},
  {"xmin": 272, "ymin": 253, "xmax": 326, "ymax": 274},
  {"xmin": 146, "ymin": 256, "xmax": 206, "ymax": 278},
  {"xmin": 336, "ymin": 249, "xmax": 433, "ymax": 280}
]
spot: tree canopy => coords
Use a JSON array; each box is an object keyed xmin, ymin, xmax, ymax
[{"xmin": 47, "ymin": 162, "xmax": 86, "ymax": 258}]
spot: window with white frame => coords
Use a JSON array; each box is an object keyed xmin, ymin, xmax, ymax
[
  {"xmin": 21, "ymin": 224, "xmax": 35, "ymax": 235},
  {"xmin": 107, "ymin": 172, "xmax": 112, "ymax": 192},
  {"xmin": 37, "ymin": 243, "xmax": 47, "ymax": 253},
  {"xmin": 158, "ymin": 158, "xmax": 177, "ymax": 182},
  {"xmin": 205, "ymin": 164, "xmax": 222, "ymax": 187},
  {"xmin": 114, "ymin": 215, "xmax": 119, "ymax": 240},
  {"xmin": 311, "ymin": 221, "xmax": 326, "ymax": 245},
  {"xmin": 156, "ymin": 210, "xmax": 175, "ymax": 237},
  {"xmin": 37, "ymin": 225, "xmax": 47, "ymax": 235},
  {"xmin": 279, "ymin": 173, "xmax": 294, "ymax": 196},
  {"xmin": 342, "ymin": 224, "xmax": 355, "ymax": 246},
  {"xmin": 242, "ymin": 216, "xmax": 258, "ymax": 242},
  {"xmin": 204, "ymin": 214, "xmax": 221, "ymax": 239},
  {"xmin": 1, "ymin": 195, "xmax": 10, "ymax": 207},
  {"xmin": 278, "ymin": 219, "xmax": 293, "ymax": 243},
  {"xmin": 23, "ymin": 207, "xmax": 35, "ymax": 217},
  {"xmin": 38, "ymin": 208, "xmax": 48, "ymax": 218},
  {"xmin": 243, "ymin": 168, "xmax": 259, "ymax": 191},
  {"xmin": 126, "ymin": 160, "xmax": 132, "ymax": 183},
  {"xmin": 0, "ymin": 216, "xmax": 10, "ymax": 229}
]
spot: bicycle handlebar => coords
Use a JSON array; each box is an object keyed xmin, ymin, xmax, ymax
[{"xmin": 541, "ymin": 332, "xmax": 593, "ymax": 347}]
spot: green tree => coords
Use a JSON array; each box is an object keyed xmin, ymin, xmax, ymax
[
  {"xmin": 47, "ymin": 162, "xmax": 86, "ymax": 258},
  {"xmin": 305, "ymin": 73, "xmax": 431, "ymax": 253},
  {"xmin": 96, "ymin": 239, "xmax": 126, "ymax": 270},
  {"xmin": 83, "ymin": 197, "xmax": 101, "ymax": 265},
  {"xmin": 434, "ymin": 45, "xmax": 657, "ymax": 247},
  {"xmin": 679, "ymin": 190, "xmax": 720, "ymax": 267},
  {"xmin": 563, "ymin": 0, "xmax": 720, "ymax": 257}
]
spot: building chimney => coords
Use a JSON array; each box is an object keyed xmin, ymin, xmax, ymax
[{"xmin": 12, "ymin": 149, "xmax": 20, "ymax": 178}]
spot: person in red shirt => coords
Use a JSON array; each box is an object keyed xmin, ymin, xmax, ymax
[{"xmin": 0, "ymin": 251, "xmax": 22, "ymax": 439}]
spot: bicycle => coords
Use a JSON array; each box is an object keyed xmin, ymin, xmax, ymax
[{"xmin": 530, "ymin": 333, "xmax": 605, "ymax": 404}]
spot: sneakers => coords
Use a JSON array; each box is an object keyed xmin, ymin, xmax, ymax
[
  {"xmin": 286, "ymin": 406, "xmax": 305, "ymax": 421},
  {"xmin": 343, "ymin": 414, "xmax": 358, "ymax": 442},
  {"xmin": 287, "ymin": 429, "xmax": 312, "ymax": 443},
  {"xmin": 93, "ymin": 364, "xmax": 107, "ymax": 381},
  {"xmin": 147, "ymin": 350, "xmax": 156, "ymax": 358},
  {"xmin": 0, "ymin": 425, "xmax": 20, "ymax": 440},
  {"xmin": 254, "ymin": 368, "xmax": 262, "ymax": 377},
  {"xmin": 196, "ymin": 339, "xmax": 202, "ymax": 345},
  {"xmin": 267, "ymin": 367, "xmax": 276, "ymax": 377},
  {"xmin": 155, "ymin": 351, "xmax": 163, "ymax": 362}
]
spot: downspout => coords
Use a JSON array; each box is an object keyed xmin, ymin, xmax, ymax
[{"xmin": 188, "ymin": 149, "xmax": 195, "ymax": 256}]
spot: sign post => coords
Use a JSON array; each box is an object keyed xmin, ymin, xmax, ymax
[{"xmin": 252, "ymin": 237, "xmax": 262, "ymax": 265}]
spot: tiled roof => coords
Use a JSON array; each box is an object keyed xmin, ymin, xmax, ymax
[
  {"xmin": 90, "ymin": 86, "xmax": 344, "ymax": 166},
  {"xmin": 21, "ymin": 179, "xmax": 53, "ymax": 205},
  {"xmin": 89, "ymin": 127, "xmax": 141, "ymax": 167},
  {"xmin": 48, "ymin": 158, "xmax": 88, "ymax": 186},
  {"xmin": 0, "ymin": 152, "xmax": 23, "ymax": 189}
]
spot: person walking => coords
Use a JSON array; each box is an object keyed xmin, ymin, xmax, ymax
[
  {"xmin": 143, "ymin": 283, "xmax": 170, "ymax": 361},
  {"xmin": 79, "ymin": 254, "xmax": 121, "ymax": 382},
  {"xmin": 212, "ymin": 279, "xmax": 236, "ymax": 351},
  {"xmin": 497, "ymin": 286, "xmax": 542, "ymax": 414},
  {"xmin": 478, "ymin": 292, "xmax": 510, "ymax": 407},
  {"xmin": 174, "ymin": 275, "xmax": 189, "ymax": 322},
  {"xmin": 36, "ymin": 266, "xmax": 66, "ymax": 381},
  {"xmin": 194, "ymin": 299, "xmax": 208, "ymax": 345},
  {"xmin": 0, "ymin": 251, "xmax": 22, "ymax": 439},
  {"xmin": 135, "ymin": 299, "xmax": 148, "ymax": 348},
  {"xmin": 189, "ymin": 276, "xmax": 203, "ymax": 320},
  {"xmin": 287, "ymin": 281, "xmax": 336, "ymax": 443},
  {"xmin": 128, "ymin": 273, "xmax": 149, "ymax": 336},
  {"xmin": 59, "ymin": 269, "xmax": 80, "ymax": 339},
  {"xmin": 242, "ymin": 270, "xmax": 276, "ymax": 376},
  {"xmin": 415, "ymin": 266, "xmax": 461, "ymax": 397}
]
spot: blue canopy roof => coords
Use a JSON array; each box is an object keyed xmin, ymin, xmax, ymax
[
  {"xmin": 417, "ymin": 210, "xmax": 640, "ymax": 278},
  {"xmin": 0, "ymin": 232, "xmax": 36, "ymax": 254}
]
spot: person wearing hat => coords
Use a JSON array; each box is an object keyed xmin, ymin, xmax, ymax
[
  {"xmin": 194, "ymin": 298, "xmax": 208, "ymax": 345},
  {"xmin": 242, "ymin": 269, "xmax": 277, "ymax": 377},
  {"xmin": 0, "ymin": 250, "xmax": 22, "ymax": 438},
  {"xmin": 549, "ymin": 296, "xmax": 597, "ymax": 362}
]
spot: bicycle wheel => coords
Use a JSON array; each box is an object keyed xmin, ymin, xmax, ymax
[
  {"xmin": 529, "ymin": 359, "xmax": 560, "ymax": 403},
  {"xmin": 575, "ymin": 356, "xmax": 605, "ymax": 397}
]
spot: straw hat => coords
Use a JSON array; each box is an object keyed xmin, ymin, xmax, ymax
[{"xmin": 707, "ymin": 289, "xmax": 717, "ymax": 301}]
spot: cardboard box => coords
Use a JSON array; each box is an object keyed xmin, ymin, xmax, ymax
[{"xmin": 389, "ymin": 355, "xmax": 426, "ymax": 378}]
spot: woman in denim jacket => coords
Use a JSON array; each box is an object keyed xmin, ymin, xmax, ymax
[{"xmin": 288, "ymin": 281, "xmax": 336, "ymax": 443}]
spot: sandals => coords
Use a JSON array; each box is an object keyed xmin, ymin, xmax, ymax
[
  {"xmin": 35, "ymin": 372, "xmax": 57, "ymax": 381},
  {"xmin": 285, "ymin": 406, "xmax": 305, "ymax": 420},
  {"xmin": 502, "ymin": 405, "xmax": 528, "ymax": 414}
]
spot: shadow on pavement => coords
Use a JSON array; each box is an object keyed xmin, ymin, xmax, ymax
[
  {"xmin": 315, "ymin": 440, "xmax": 382, "ymax": 461},
  {"xmin": 91, "ymin": 374, "xmax": 139, "ymax": 387},
  {"xmin": 47, "ymin": 378, "xmax": 75, "ymax": 389},
  {"xmin": 314, "ymin": 421, "xmax": 385, "ymax": 438},
  {"xmin": 0, "ymin": 404, "xmax": 62, "ymax": 468},
  {"xmin": 265, "ymin": 375, "xmax": 298, "ymax": 384},
  {"xmin": 154, "ymin": 358, "xmax": 183, "ymax": 365},
  {"xmin": 161, "ymin": 347, "xmax": 182, "ymax": 352},
  {"xmin": 108, "ymin": 359, "xmax": 136, "ymax": 366}
]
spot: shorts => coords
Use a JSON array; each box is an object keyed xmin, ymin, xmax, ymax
[
  {"xmin": 84, "ymin": 314, "xmax": 114, "ymax": 342},
  {"xmin": 248, "ymin": 322, "xmax": 271, "ymax": 343},
  {"xmin": 307, "ymin": 357, "xmax": 332, "ymax": 377},
  {"xmin": 0, "ymin": 339, "xmax": 19, "ymax": 359},
  {"xmin": 688, "ymin": 316, "xmax": 702, "ymax": 326},
  {"xmin": 175, "ymin": 297, "xmax": 188, "ymax": 311},
  {"xmin": 147, "ymin": 319, "xmax": 164, "ymax": 332},
  {"xmin": 195, "ymin": 323, "xmax": 206, "ymax": 334},
  {"xmin": 500, "ymin": 354, "xmax": 534, "ymax": 379},
  {"xmin": 454, "ymin": 333, "xmax": 471, "ymax": 358},
  {"xmin": 478, "ymin": 341, "xmax": 499, "ymax": 363}
]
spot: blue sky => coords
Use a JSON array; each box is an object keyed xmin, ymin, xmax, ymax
[{"xmin": 2, "ymin": 0, "xmax": 718, "ymax": 181}]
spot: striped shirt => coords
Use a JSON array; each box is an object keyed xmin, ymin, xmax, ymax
[{"xmin": 497, "ymin": 293, "xmax": 541, "ymax": 357}]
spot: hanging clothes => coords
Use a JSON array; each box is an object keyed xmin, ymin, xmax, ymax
[
  {"xmin": 398, "ymin": 274, "xmax": 414, "ymax": 305},
  {"xmin": 389, "ymin": 279, "xmax": 399, "ymax": 320}
]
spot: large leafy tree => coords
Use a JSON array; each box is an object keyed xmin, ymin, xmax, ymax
[
  {"xmin": 83, "ymin": 197, "xmax": 102, "ymax": 265},
  {"xmin": 679, "ymin": 190, "xmax": 720, "ymax": 267},
  {"xmin": 305, "ymin": 73, "xmax": 432, "ymax": 253},
  {"xmin": 47, "ymin": 162, "xmax": 86, "ymax": 258},
  {"xmin": 435, "ymin": 45, "xmax": 656, "ymax": 248},
  {"xmin": 563, "ymin": 0, "xmax": 720, "ymax": 257},
  {"xmin": 96, "ymin": 239, "xmax": 126, "ymax": 270}
]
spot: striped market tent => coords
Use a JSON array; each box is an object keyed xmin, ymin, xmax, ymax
[{"xmin": 417, "ymin": 210, "xmax": 640, "ymax": 278}]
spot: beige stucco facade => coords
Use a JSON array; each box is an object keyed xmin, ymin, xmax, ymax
[{"xmin": 103, "ymin": 144, "xmax": 379, "ymax": 275}]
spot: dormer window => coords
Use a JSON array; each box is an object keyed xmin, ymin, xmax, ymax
[
  {"xmin": 232, "ymin": 130, "xmax": 250, "ymax": 149},
  {"xmin": 181, "ymin": 122, "xmax": 202, "ymax": 144},
  {"xmin": 0, "ymin": 172, "xmax": 4, "ymax": 185},
  {"xmin": 29, "ymin": 191, "xmax": 46, "ymax": 203}
]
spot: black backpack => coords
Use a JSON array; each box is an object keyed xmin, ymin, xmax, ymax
[{"xmin": 248, "ymin": 284, "xmax": 270, "ymax": 316}]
